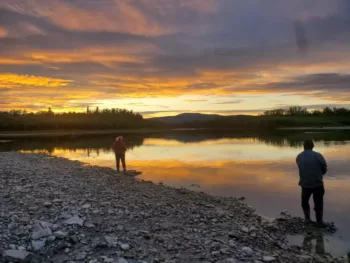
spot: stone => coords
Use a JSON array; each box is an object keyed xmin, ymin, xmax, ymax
[
  {"xmin": 47, "ymin": 235, "xmax": 56, "ymax": 242},
  {"xmin": 31, "ymin": 227, "xmax": 52, "ymax": 240},
  {"xmin": 84, "ymin": 222, "xmax": 95, "ymax": 228},
  {"xmin": 101, "ymin": 256, "xmax": 115, "ymax": 263},
  {"xmin": 76, "ymin": 252, "xmax": 87, "ymax": 260},
  {"xmin": 104, "ymin": 235, "xmax": 118, "ymax": 245},
  {"xmin": 241, "ymin": 227, "xmax": 249, "ymax": 233},
  {"xmin": 31, "ymin": 239, "xmax": 46, "ymax": 251},
  {"xmin": 241, "ymin": 246, "xmax": 254, "ymax": 257},
  {"xmin": 63, "ymin": 215, "xmax": 84, "ymax": 226},
  {"xmin": 54, "ymin": 230, "xmax": 68, "ymax": 239},
  {"xmin": 37, "ymin": 221, "xmax": 53, "ymax": 228},
  {"xmin": 263, "ymin": 256, "xmax": 277, "ymax": 262},
  {"xmin": 9, "ymin": 244, "xmax": 16, "ymax": 249},
  {"xmin": 82, "ymin": 203, "xmax": 91, "ymax": 209},
  {"xmin": 44, "ymin": 201, "xmax": 52, "ymax": 207},
  {"xmin": 118, "ymin": 258, "xmax": 129, "ymax": 263},
  {"xmin": 2, "ymin": 250, "xmax": 32, "ymax": 261},
  {"xmin": 226, "ymin": 259, "xmax": 237, "ymax": 263},
  {"xmin": 120, "ymin": 243, "xmax": 130, "ymax": 250},
  {"xmin": 211, "ymin": 251, "xmax": 220, "ymax": 256}
]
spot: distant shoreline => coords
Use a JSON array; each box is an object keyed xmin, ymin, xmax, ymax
[
  {"xmin": 0, "ymin": 128, "xmax": 209, "ymax": 139},
  {"xmin": 1, "ymin": 126, "xmax": 350, "ymax": 139}
]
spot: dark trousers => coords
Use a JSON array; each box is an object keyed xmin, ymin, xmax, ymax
[
  {"xmin": 301, "ymin": 185, "xmax": 325, "ymax": 221},
  {"xmin": 115, "ymin": 153, "xmax": 126, "ymax": 171}
]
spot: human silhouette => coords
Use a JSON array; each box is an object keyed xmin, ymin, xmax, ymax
[
  {"xmin": 111, "ymin": 136, "xmax": 127, "ymax": 173},
  {"xmin": 296, "ymin": 140, "xmax": 327, "ymax": 227}
]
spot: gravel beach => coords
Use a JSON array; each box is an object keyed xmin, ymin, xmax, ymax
[{"xmin": 0, "ymin": 152, "xmax": 343, "ymax": 263}]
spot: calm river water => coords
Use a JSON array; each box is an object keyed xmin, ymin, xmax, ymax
[{"xmin": 1, "ymin": 130, "xmax": 350, "ymax": 257}]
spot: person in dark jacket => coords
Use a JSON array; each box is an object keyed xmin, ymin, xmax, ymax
[
  {"xmin": 296, "ymin": 140, "xmax": 327, "ymax": 227},
  {"xmin": 111, "ymin": 136, "xmax": 127, "ymax": 173}
]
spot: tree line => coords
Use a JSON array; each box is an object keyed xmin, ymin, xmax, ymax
[
  {"xmin": 0, "ymin": 107, "xmax": 156, "ymax": 131},
  {"xmin": 263, "ymin": 106, "xmax": 350, "ymax": 116}
]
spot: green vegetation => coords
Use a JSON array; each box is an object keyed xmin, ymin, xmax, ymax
[
  {"xmin": 1, "ymin": 106, "xmax": 349, "ymax": 132},
  {"xmin": 0, "ymin": 107, "xmax": 158, "ymax": 131},
  {"xmin": 264, "ymin": 106, "xmax": 350, "ymax": 118},
  {"xmin": 191, "ymin": 107, "xmax": 350, "ymax": 130}
]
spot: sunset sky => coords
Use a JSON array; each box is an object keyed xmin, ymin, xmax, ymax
[{"xmin": 1, "ymin": 0, "xmax": 350, "ymax": 117}]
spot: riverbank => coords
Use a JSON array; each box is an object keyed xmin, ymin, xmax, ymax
[{"xmin": 0, "ymin": 152, "xmax": 342, "ymax": 263}]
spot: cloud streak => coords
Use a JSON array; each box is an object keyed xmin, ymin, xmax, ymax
[{"xmin": 0, "ymin": 0, "xmax": 350, "ymax": 113}]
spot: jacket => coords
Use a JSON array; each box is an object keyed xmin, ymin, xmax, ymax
[{"xmin": 296, "ymin": 150, "xmax": 327, "ymax": 188}]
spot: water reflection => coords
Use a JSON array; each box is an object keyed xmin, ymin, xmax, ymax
[
  {"xmin": 1, "ymin": 130, "xmax": 350, "ymax": 257},
  {"xmin": 302, "ymin": 233, "xmax": 325, "ymax": 255}
]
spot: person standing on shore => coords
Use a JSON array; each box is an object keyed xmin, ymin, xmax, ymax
[
  {"xmin": 111, "ymin": 136, "xmax": 127, "ymax": 173},
  {"xmin": 296, "ymin": 140, "xmax": 327, "ymax": 227}
]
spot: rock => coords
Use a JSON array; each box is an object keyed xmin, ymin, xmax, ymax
[
  {"xmin": 54, "ymin": 230, "xmax": 68, "ymax": 239},
  {"xmin": 31, "ymin": 239, "xmax": 46, "ymax": 251},
  {"xmin": 101, "ymin": 256, "xmax": 115, "ymax": 263},
  {"xmin": 63, "ymin": 215, "xmax": 84, "ymax": 226},
  {"xmin": 84, "ymin": 222, "xmax": 95, "ymax": 228},
  {"xmin": 120, "ymin": 243, "xmax": 130, "ymax": 250},
  {"xmin": 118, "ymin": 258, "xmax": 129, "ymax": 263},
  {"xmin": 241, "ymin": 226, "xmax": 249, "ymax": 233},
  {"xmin": 76, "ymin": 252, "xmax": 87, "ymax": 260},
  {"xmin": 82, "ymin": 203, "xmax": 91, "ymax": 209},
  {"xmin": 44, "ymin": 201, "xmax": 52, "ymax": 207},
  {"xmin": 31, "ymin": 226, "xmax": 52, "ymax": 240},
  {"xmin": 211, "ymin": 251, "xmax": 220, "ymax": 256},
  {"xmin": 47, "ymin": 235, "xmax": 56, "ymax": 242},
  {"xmin": 263, "ymin": 256, "xmax": 276, "ymax": 262},
  {"xmin": 241, "ymin": 246, "xmax": 254, "ymax": 257},
  {"xmin": 226, "ymin": 259, "xmax": 237, "ymax": 263},
  {"xmin": 104, "ymin": 235, "xmax": 118, "ymax": 245},
  {"xmin": 18, "ymin": 246, "xmax": 26, "ymax": 251},
  {"xmin": 2, "ymin": 250, "xmax": 32, "ymax": 262},
  {"xmin": 9, "ymin": 244, "xmax": 16, "ymax": 249}
]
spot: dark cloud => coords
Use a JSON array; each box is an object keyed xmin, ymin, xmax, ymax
[
  {"xmin": 264, "ymin": 73, "xmax": 350, "ymax": 93},
  {"xmin": 1, "ymin": 0, "xmax": 350, "ymax": 110}
]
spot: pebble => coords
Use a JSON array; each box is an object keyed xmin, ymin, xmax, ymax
[
  {"xmin": 0, "ymin": 152, "xmax": 340, "ymax": 263},
  {"xmin": 263, "ymin": 256, "xmax": 276, "ymax": 262},
  {"xmin": 31, "ymin": 227, "xmax": 52, "ymax": 240},
  {"xmin": 44, "ymin": 201, "xmax": 52, "ymax": 207},
  {"xmin": 31, "ymin": 239, "xmax": 46, "ymax": 251},
  {"xmin": 75, "ymin": 252, "xmax": 87, "ymax": 260},
  {"xmin": 82, "ymin": 203, "xmax": 91, "ymax": 209},
  {"xmin": 63, "ymin": 215, "xmax": 84, "ymax": 226},
  {"xmin": 241, "ymin": 246, "xmax": 254, "ymax": 257},
  {"xmin": 54, "ymin": 230, "xmax": 68, "ymax": 239},
  {"xmin": 2, "ymin": 250, "xmax": 32, "ymax": 261},
  {"xmin": 120, "ymin": 243, "xmax": 130, "ymax": 250}
]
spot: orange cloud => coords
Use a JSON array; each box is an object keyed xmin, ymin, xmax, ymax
[
  {"xmin": 0, "ymin": 73, "xmax": 73, "ymax": 88},
  {"xmin": 1, "ymin": 0, "xmax": 167, "ymax": 36},
  {"xmin": 0, "ymin": 58, "xmax": 39, "ymax": 65},
  {"xmin": 0, "ymin": 27, "xmax": 7, "ymax": 37}
]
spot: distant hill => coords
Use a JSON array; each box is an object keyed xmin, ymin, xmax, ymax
[{"xmin": 148, "ymin": 113, "xmax": 222, "ymax": 124}]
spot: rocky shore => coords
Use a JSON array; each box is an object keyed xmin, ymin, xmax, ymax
[{"xmin": 0, "ymin": 152, "xmax": 343, "ymax": 263}]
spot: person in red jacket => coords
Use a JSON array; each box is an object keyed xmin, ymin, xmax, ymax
[{"xmin": 111, "ymin": 136, "xmax": 127, "ymax": 172}]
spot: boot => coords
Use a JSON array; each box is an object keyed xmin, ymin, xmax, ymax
[
  {"xmin": 303, "ymin": 208, "xmax": 311, "ymax": 224},
  {"xmin": 316, "ymin": 210, "xmax": 327, "ymax": 228}
]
